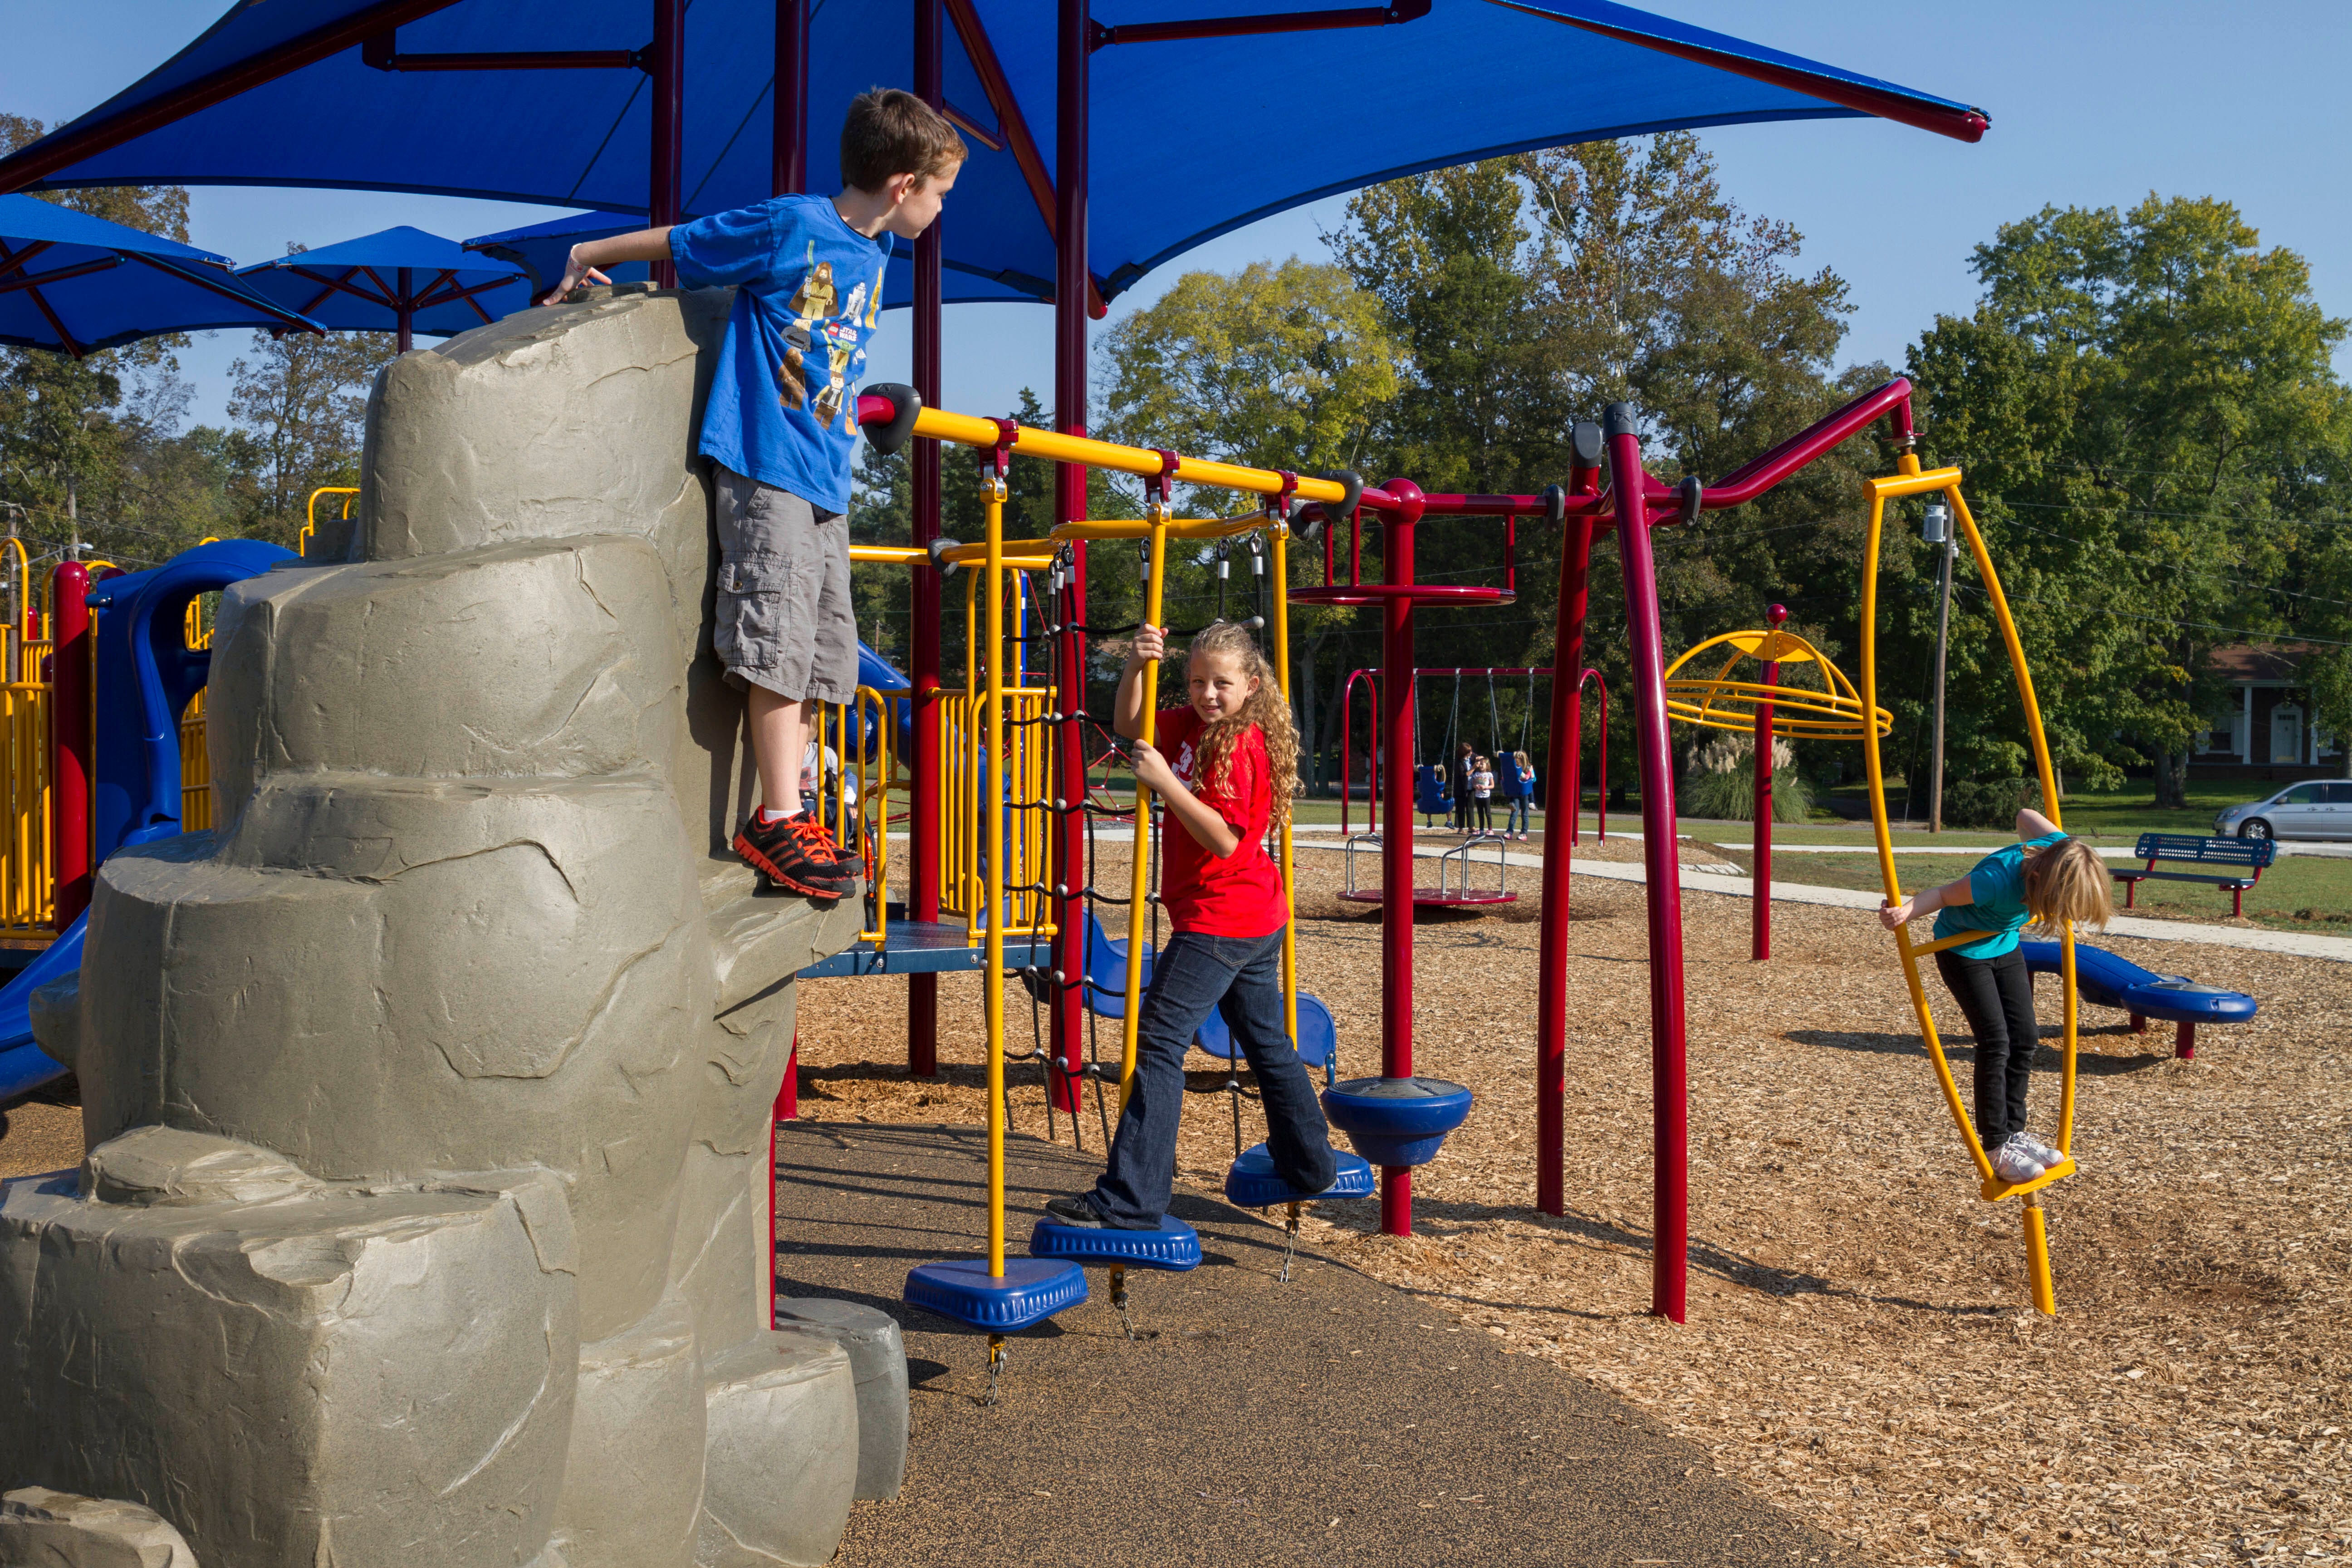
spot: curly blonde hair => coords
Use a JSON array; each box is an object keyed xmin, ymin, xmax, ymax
[
  {"xmin": 1186, "ymin": 621, "xmax": 1298, "ymax": 829},
  {"xmin": 2023, "ymin": 836, "xmax": 2112, "ymax": 933}
]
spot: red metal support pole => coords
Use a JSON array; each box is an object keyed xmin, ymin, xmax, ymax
[
  {"xmin": 1378, "ymin": 480, "xmax": 1426, "ymax": 1237},
  {"xmin": 774, "ymin": 0, "xmax": 809, "ymax": 197},
  {"xmin": 1338, "ymin": 668, "xmax": 1378, "ymax": 838},
  {"xmin": 1583, "ymin": 671, "xmax": 1608, "ymax": 844},
  {"xmin": 649, "ymin": 0, "xmax": 684, "ymax": 286},
  {"xmin": 395, "ymin": 265, "xmax": 413, "ymax": 353},
  {"xmin": 1534, "ymin": 514, "xmax": 1592, "ymax": 1217},
  {"xmin": 1047, "ymin": 0, "xmax": 1091, "ymax": 1114},
  {"xmin": 907, "ymin": 0, "xmax": 942, "ymax": 1079},
  {"xmin": 1604, "ymin": 404, "xmax": 1688, "ymax": 1324},
  {"xmin": 1753, "ymin": 602, "xmax": 1785, "ymax": 962},
  {"xmin": 51, "ymin": 560, "xmax": 91, "ymax": 929}
]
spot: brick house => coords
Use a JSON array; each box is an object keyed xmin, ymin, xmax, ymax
[{"xmin": 2185, "ymin": 644, "xmax": 2344, "ymax": 781}]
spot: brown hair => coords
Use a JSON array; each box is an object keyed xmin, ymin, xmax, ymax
[
  {"xmin": 1186, "ymin": 622, "xmax": 1298, "ymax": 830},
  {"xmin": 2022, "ymin": 836, "xmax": 2112, "ymax": 934},
  {"xmin": 840, "ymin": 88, "xmax": 967, "ymax": 192}
]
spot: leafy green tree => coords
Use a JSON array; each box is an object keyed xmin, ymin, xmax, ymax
[
  {"xmin": 223, "ymin": 325, "xmax": 383, "ymax": 544},
  {"xmin": 1904, "ymin": 195, "xmax": 2352, "ymax": 808}
]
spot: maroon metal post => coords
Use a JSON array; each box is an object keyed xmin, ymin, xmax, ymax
[
  {"xmin": 1534, "ymin": 514, "xmax": 1592, "ymax": 1217},
  {"xmin": 649, "ymin": 0, "xmax": 684, "ymax": 286},
  {"xmin": 2176, "ymin": 1021, "xmax": 2196, "ymax": 1061},
  {"xmin": 1578, "ymin": 670, "xmax": 1608, "ymax": 844},
  {"xmin": 1047, "ymin": 0, "xmax": 1092, "ymax": 1112},
  {"xmin": 394, "ymin": 265, "xmax": 414, "ymax": 353},
  {"xmin": 51, "ymin": 561, "xmax": 91, "ymax": 928},
  {"xmin": 1604, "ymin": 404, "xmax": 1688, "ymax": 1324},
  {"xmin": 907, "ymin": 0, "xmax": 942, "ymax": 1079},
  {"xmin": 1753, "ymin": 602, "xmax": 1785, "ymax": 962},
  {"xmin": 1378, "ymin": 480, "xmax": 1426, "ymax": 1237},
  {"xmin": 774, "ymin": 0, "xmax": 809, "ymax": 197}
]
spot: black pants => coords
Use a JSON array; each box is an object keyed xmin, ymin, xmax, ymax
[
  {"xmin": 1932, "ymin": 946, "xmax": 2040, "ymax": 1147},
  {"xmin": 1474, "ymin": 796, "xmax": 1492, "ymax": 832}
]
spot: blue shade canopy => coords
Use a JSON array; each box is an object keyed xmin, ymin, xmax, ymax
[
  {"xmin": 465, "ymin": 211, "xmax": 1056, "ymax": 309},
  {"xmin": 0, "ymin": 0, "xmax": 1986, "ymax": 309},
  {"xmin": 0, "ymin": 192, "xmax": 322, "ymax": 356},
  {"xmin": 236, "ymin": 224, "xmax": 531, "ymax": 336}
]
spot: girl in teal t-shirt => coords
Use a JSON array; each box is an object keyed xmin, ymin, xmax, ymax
[{"xmin": 1878, "ymin": 808, "xmax": 2112, "ymax": 1185}]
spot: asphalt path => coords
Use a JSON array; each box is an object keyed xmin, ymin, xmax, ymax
[{"xmin": 776, "ymin": 1121, "xmax": 1849, "ymax": 1568}]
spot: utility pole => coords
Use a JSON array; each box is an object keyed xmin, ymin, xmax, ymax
[{"xmin": 1925, "ymin": 497, "xmax": 1953, "ymax": 833}]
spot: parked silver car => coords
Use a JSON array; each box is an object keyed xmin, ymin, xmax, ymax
[{"xmin": 2214, "ymin": 780, "xmax": 2352, "ymax": 840}]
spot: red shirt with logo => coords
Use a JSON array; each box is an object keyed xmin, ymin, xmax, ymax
[{"xmin": 1152, "ymin": 706, "xmax": 1287, "ymax": 938}]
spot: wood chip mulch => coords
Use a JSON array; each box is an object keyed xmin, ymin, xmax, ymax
[{"xmin": 795, "ymin": 837, "xmax": 2352, "ymax": 1568}]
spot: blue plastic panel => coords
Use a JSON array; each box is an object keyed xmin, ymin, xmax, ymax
[
  {"xmin": 1028, "ymin": 1215, "xmax": 1201, "ymax": 1272},
  {"xmin": 1194, "ymin": 990, "xmax": 1337, "ymax": 1070},
  {"xmin": 903, "ymin": 1257, "xmax": 1087, "ymax": 1332},
  {"xmin": 1224, "ymin": 1142, "xmax": 1376, "ymax": 1208}
]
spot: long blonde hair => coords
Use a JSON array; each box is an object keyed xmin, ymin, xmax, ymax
[
  {"xmin": 2023, "ymin": 836, "xmax": 2112, "ymax": 933},
  {"xmin": 1186, "ymin": 621, "xmax": 1298, "ymax": 829}
]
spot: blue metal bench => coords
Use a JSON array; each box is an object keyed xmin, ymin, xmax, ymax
[{"xmin": 2111, "ymin": 833, "xmax": 2275, "ymax": 919}]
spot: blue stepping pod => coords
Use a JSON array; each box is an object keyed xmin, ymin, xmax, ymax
[
  {"xmin": 1321, "ymin": 1076, "xmax": 1474, "ymax": 1167},
  {"xmin": 904, "ymin": 1257, "xmax": 1088, "ymax": 1332},
  {"xmin": 1029, "ymin": 1214, "xmax": 1202, "ymax": 1271},
  {"xmin": 1224, "ymin": 1141, "xmax": 1377, "ymax": 1207}
]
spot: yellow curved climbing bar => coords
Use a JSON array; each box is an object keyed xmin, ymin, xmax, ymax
[{"xmin": 1858, "ymin": 459, "xmax": 2078, "ymax": 1314}]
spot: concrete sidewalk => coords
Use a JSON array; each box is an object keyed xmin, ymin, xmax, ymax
[
  {"xmin": 1291, "ymin": 838, "xmax": 2352, "ymax": 963},
  {"xmin": 777, "ymin": 1122, "xmax": 1849, "ymax": 1568}
]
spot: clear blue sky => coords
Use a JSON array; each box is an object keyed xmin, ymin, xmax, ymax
[{"xmin": 6, "ymin": 0, "xmax": 2351, "ymax": 433}]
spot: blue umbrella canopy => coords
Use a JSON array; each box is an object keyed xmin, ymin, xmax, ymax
[
  {"xmin": 237, "ymin": 224, "xmax": 530, "ymax": 347},
  {"xmin": 0, "ymin": 192, "xmax": 322, "ymax": 357},
  {"xmin": 0, "ymin": 0, "xmax": 1985, "ymax": 309}
]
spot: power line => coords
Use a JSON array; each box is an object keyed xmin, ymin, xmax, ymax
[{"xmin": 1950, "ymin": 579, "xmax": 2352, "ymax": 650}]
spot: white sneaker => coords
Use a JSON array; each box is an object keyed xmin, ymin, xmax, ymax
[
  {"xmin": 2015, "ymin": 1132, "xmax": 2065, "ymax": 1169},
  {"xmin": 1990, "ymin": 1134, "xmax": 2046, "ymax": 1186}
]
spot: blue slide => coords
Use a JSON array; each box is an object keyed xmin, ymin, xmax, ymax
[{"xmin": 0, "ymin": 541, "xmax": 292, "ymax": 1104}]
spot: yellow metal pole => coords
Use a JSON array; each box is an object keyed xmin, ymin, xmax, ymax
[
  {"xmin": 985, "ymin": 471, "xmax": 1007, "ymax": 1279},
  {"xmin": 2024, "ymin": 1200, "xmax": 2057, "ymax": 1315},
  {"xmin": 1269, "ymin": 524, "xmax": 1299, "ymax": 1051},
  {"xmin": 1119, "ymin": 505, "xmax": 1171, "ymax": 1104}
]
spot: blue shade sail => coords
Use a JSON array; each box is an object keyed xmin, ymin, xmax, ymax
[
  {"xmin": 0, "ymin": 0, "xmax": 1985, "ymax": 308},
  {"xmin": 236, "ymin": 224, "xmax": 531, "ymax": 336},
  {"xmin": 0, "ymin": 193, "xmax": 323, "ymax": 356}
]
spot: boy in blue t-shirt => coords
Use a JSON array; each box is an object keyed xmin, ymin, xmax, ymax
[{"xmin": 540, "ymin": 88, "xmax": 965, "ymax": 899}]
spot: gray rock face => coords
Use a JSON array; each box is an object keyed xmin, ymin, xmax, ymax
[
  {"xmin": 0, "ymin": 1487, "xmax": 199, "ymax": 1568},
  {"xmin": 0, "ymin": 292, "xmax": 892, "ymax": 1567},
  {"xmin": 775, "ymin": 1298, "xmax": 911, "ymax": 1500}
]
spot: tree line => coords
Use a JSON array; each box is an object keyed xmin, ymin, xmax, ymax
[{"xmin": 862, "ymin": 135, "xmax": 2352, "ymax": 809}]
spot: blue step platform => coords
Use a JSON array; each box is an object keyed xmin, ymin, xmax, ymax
[
  {"xmin": 1029, "ymin": 1213, "xmax": 1202, "ymax": 1271},
  {"xmin": 1322, "ymin": 1076, "xmax": 1475, "ymax": 1167},
  {"xmin": 903, "ymin": 1257, "xmax": 1088, "ymax": 1331},
  {"xmin": 1223, "ymin": 1141, "xmax": 1377, "ymax": 1207},
  {"xmin": 797, "ymin": 918, "xmax": 1052, "ymax": 979}
]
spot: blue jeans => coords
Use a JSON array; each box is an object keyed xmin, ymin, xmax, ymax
[
  {"xmin": 1507, "ymin": 794, "xmax": 1531, "ymax": 833},
  {"xmin": 1090, "ymin": 926, "xmax": 1338, "ymax": 1226}
]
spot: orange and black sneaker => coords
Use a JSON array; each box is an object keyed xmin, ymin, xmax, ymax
[{"xmin": 734, "ymin": 811, "xmax": 855, "ymax": 899}]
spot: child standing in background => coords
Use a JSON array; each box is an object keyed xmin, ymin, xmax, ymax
[
  {"xmin": 1472, "ymin": 756, "xmax": 1495, "ymax": 834},
  {"xmin": 1509, "ymin": 749, "xmax": 1537, "ymax": 839}
]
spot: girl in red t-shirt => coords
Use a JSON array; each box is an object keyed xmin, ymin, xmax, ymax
[{"xmin": 1045, "ymin": 620, "xmax": 1340, "ymax": 1230}]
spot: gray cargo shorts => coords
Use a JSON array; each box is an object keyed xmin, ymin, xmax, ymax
[{"xmin": 712, "ymin": 465, "xmax": 858, "ymax": 705}]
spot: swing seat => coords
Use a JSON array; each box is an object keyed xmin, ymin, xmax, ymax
[
  {"xmin": 1981, "ymin": 1157, "xmax": 2075, "ymax": 1204},
  {"xmin": 1193, "ymin": 991, "xmax": 1338, "ymax": 1069},
  {"xmin": 1321, "ymin": 1076, "xmax": 1473, "ymax": 1167},
  {"xmin": 1223, "ymin": 1141, "xmax": 1377, "ymax": 1207},
  {"xmin": 1028, "ymin": 1214, "xmax": 1201, "ymax": 1271},
  {"xmin": 903, "ymin": 1256, "xmax": 1088, "ymax": 1332}
]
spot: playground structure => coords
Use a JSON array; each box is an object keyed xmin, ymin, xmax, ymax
[{"xmin": 1663, "ymin": 607, "xmax": 1891, "ymax": 960}]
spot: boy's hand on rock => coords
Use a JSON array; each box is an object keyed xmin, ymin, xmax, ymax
[
  {"xmin": 539, "ymin": 245, "xmax": 612, "ymax": 306},
  {"xmin": 1130, "ymin": 624, "xmax": 1166, "ymax": 664},
  {"xmin": 1131, "ymin": 743, "xmax": 1175, "ymax": 794}
]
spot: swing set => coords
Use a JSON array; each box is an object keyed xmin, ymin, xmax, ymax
[{"xmin": 1335, "ymin": 665, "xmax": 1549, "ymax": 907}]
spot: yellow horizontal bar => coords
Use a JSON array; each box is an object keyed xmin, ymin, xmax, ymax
[
  {"xmin": 848, "ymin": 545, "xmax": 928, "ymax": 564},
  {"xmin": 935, "ymin": 541, "xmax": 1056, "ymax": 567},
  {"xmin": 1907, "ymin": 927, "xmax": 1999, "ymax": 959},
  {"xmin": 1052, "ymin": 514, "xmax": 1271, "ymax": 543},
  {"xmin": 1865, "ymin": 466, "xmax": 1965, "ymax": 502},
  {"xmin": 906, "ymin": 406, "xmax": 1345, "ymax": 505}
]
